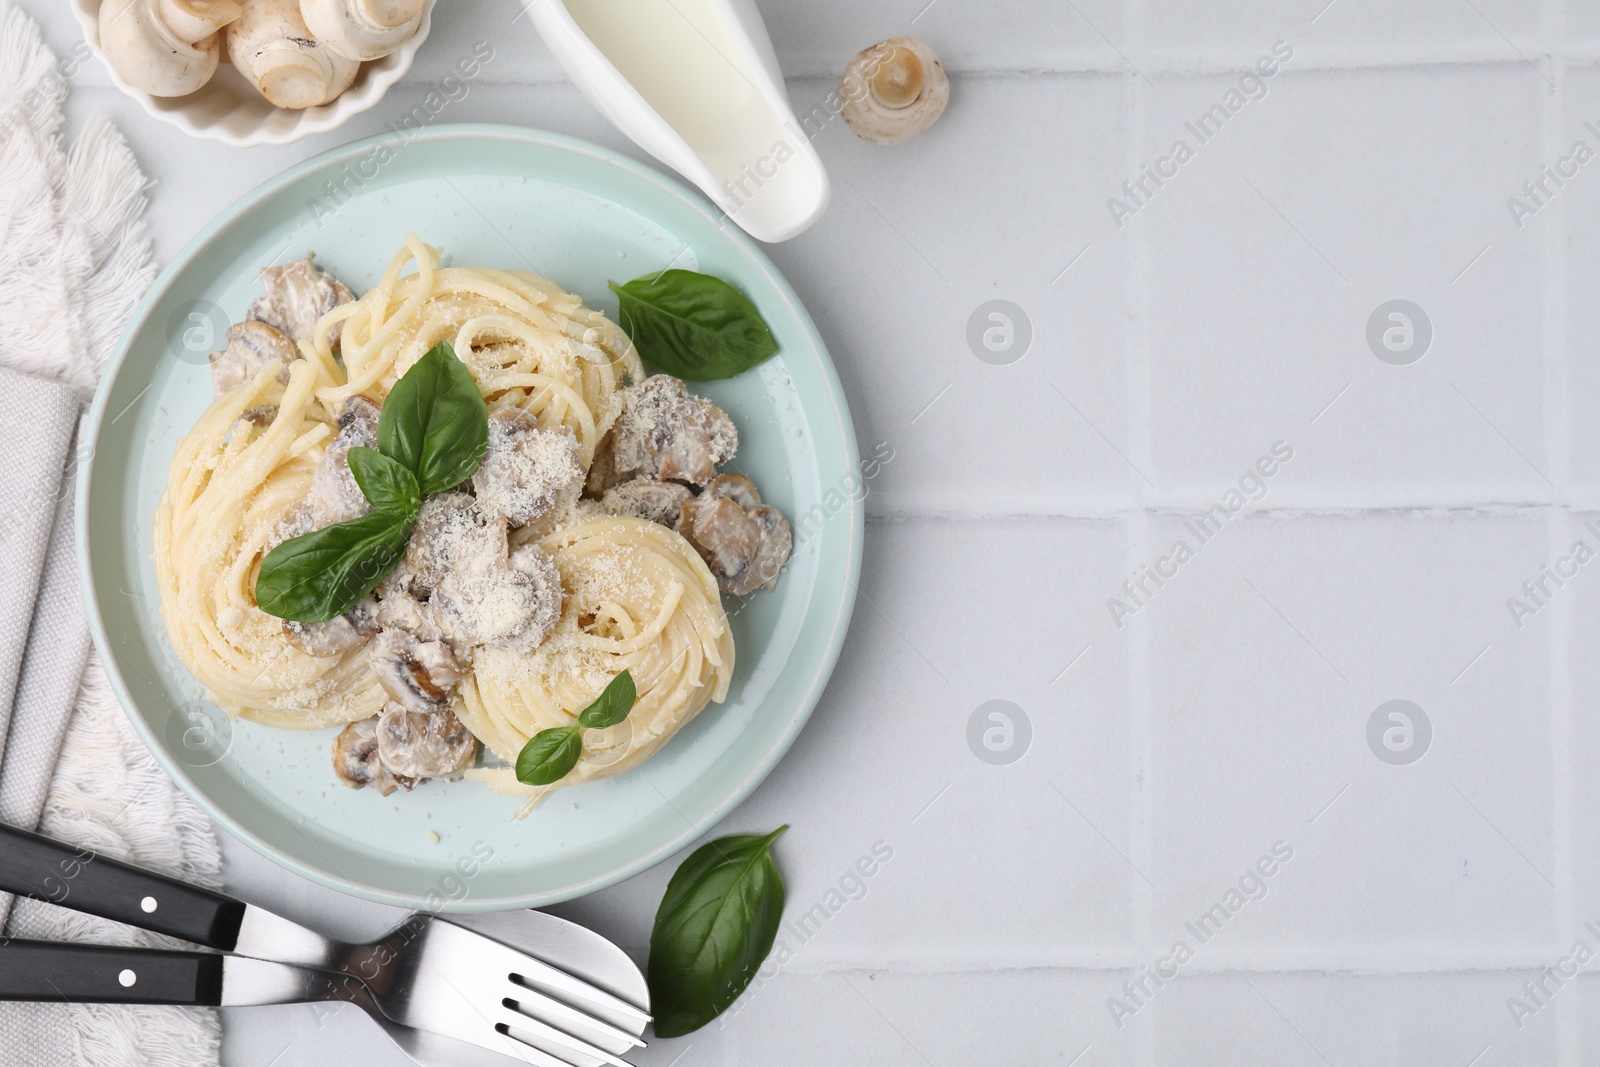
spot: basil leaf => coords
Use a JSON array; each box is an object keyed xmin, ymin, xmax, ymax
[
  {"xmin": 255, "ymin": 512, "xmax": 413, "ymax": 624},
  {"xmin": 609, "ymin": 270, "xmax": 778, "ymax": 381},
  {"xmin": 347, "ymin": 446, "xmax": 421, "ymax": 518},
  {"xmin": 647, "ymin": 826, "xmax": 788, "ymax": 1037},
  {"xmin": 378, "ymin": 341, "xmax": 488, "ymax": 494},
  {"xmin": 515, "ymin": 726, "xmax": 582, "ymax": 786},
  {"xmin": 576, "ymin": 670, "xmax": 636, "ymax": 730}
]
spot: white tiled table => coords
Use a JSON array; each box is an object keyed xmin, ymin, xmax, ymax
[{"xmin": 26, "ymin": 0, "xmax": 1600, "ymax": 1062}]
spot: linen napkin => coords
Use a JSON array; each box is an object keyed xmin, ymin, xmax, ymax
[
  {"xmin": 0, "ymin": 3, "xmax": 222, "ymax": 1064},
  {"xmin": 0, "ymin": 366, "xmax": 89, "ymax": 883}
]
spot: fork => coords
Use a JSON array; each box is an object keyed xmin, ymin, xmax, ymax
[
  {"xmin": 0, "ymin": 824, "xmax": 649, "ymax": 1066},
  {"xmin": 0, "ymin": 938, "xmax": 569, "ymax": 1067}
]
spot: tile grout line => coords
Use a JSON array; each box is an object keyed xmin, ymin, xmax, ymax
[
  {"xmin": 1552, "ymin": 513, "xmax": 1580, "ymax": 1066},
  {"xmin": 1545, "ymin": 8, "xmax": 1573, "ymax": 497},
  {"xmin": 1125, "ymin": 511, "xmax": 1156, "ymax": 1067},
  {"xmin": 862, "ymin": 499, "xmax": 1600, "ymax": 522},
  {"xmin": 364, "ymin": 46, "xmax": 1600, "ymax": 84},
  {"xmin": 62, "ymin": 43, "xmax": 1600, "ymax": 97},
  {"xmin": 1544, "ymin": 7, "xmax": 1578, "ymax": 1064},
  {"xmin": 729, "ymin": 950, "xmax": 1600, "ymax": 972},
  {"xmin": 861, "ymin": 501, "xmax": 1600, "ymax": 520}
]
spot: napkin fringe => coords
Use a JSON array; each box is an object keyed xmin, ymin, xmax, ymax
[
  {"xmin": 0, "ymin": 4, "xmax": 64, "ymax": 141},
  {"xmin": 41, "ymin": 660, "xmax": 224, "ymax": 898},
  {"xmin": 64, "ymin": 117, "xmax": 155, "ymax": 381},
  {"xmin": 0, "ymin": 5, "xmax": 153, "ymax": 395}
]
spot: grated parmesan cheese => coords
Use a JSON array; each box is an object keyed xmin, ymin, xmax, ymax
[{"xmin": 472, "ymin": 409, "xmax": 582, "ymax": 527}]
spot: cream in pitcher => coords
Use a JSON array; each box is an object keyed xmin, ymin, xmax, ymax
[{"xmin": 526, "ymin": 0, "xmax": 829, "ymax": 242}]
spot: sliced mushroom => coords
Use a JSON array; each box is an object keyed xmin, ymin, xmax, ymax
[
  {"xmin": 209, "ymin": 320, "xmax": 298, "ymax": 398},
  {"xmin": 472, "ymin": 409, "xmax": 583, "ymax": 527},
  {"xmin": 240, "ymin": 404, "xmax": 279, "ymax": 426},
  {"xmin": 331, "ymin": 715, "xmax": 413, "ymax": 795},
  {"xmin": 839, "ymin": 37, "xmax": 949, "ymax": 145},
  {"xmin": 300, "ymin": 0, "xmax": 427, "ymax": 61},
  {"xmin": 598, "ymin": 480, "xmax": 694, "ymax": 527},
  {"xmin": 375, "ymin": 702, "xmax": 478, "ymax": 780},
  {"xmin": 509, "ymin": 542, "xmax": 559, "ymax": 581},
  {"xmin": 247, "ymin": 255, "xmax": 355, "ymax": 346},
  {"xmin": 738, "ymin": 507, "xmax": 793, "ymax": 594},
  {"xmin": 373, "ymin": 584, "xmax": 445, "ymax": 642},
  {"xmin": 679, "ymin": 497, "xmax": 756, "ymax": 585},
  {"xmin": 310, "ymin": 395, "xmax": 381, "ymax": 528},
  {"xmin": 431, "ymin": 530, "xmax": 563, "ymax": 654},
  {"xmin": 283, "ymin": 615, "xmax": 362, "ymax": 657},
  {"xmin": 99, "ymin": 0, "xmax": 241, "ymax": 97},
  {"xmin": 587, "ymin": 375, "xmax": 738, "ymax": 493},
  {"xmin": 369, "ymin": 628, "xmax": 465, "ymax": 713},
  {"xmin": 700, "ymin": 472, "xmax": 762, "ymax": 510},
  {"xmin": 678, "ymin": 475, "xmax": 793, "ymax": 595},
  {"xmin": 391, "ymin": 492, "xmax": 481, "ymax": 597},
  {"xmin": 282, "ymin": 595, "xmax": 378, "ymax": 656},
  {"xmin": 226, "ymin": 0, "xmax": 359, "ymax": 109}
]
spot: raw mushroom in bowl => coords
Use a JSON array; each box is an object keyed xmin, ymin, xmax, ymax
[
  {"xmin": 99, "ymin": 0, "xmax": 242, "ymax": 97},
  {"xmin": 71, "ymin": 0, "xmax": 439, "ymax": 144},
  {"xmin": 301, "ymin": 0, "xmax": 428, "ymax": 61},
  {"xmin": 226, "ymin": 0, "xmax": 359, "ymax": 109}
]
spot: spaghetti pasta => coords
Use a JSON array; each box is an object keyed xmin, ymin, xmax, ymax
[
  {"xmin": 460, "ymin": 514, "xmax": 734, "ymax": 814},
  {"xmin": 154, "ymin": 237, "xmax": 741, "ymax": 813},
  {"xmin": 312, "ymin": 235, "xmax": 640, "ymax": 466},
  {"xmin": 154, "ymin": 358, "xmax": 387, "ymax": 728}
]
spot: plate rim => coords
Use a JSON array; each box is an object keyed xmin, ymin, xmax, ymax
[{"xmin": 76, "ymin": 123, "xmax": 863, "ymax": 909}]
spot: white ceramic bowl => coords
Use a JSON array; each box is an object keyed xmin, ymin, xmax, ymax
[{"xmin": 68, "ymin": 0, "xmax": 436, "ymax": 146}]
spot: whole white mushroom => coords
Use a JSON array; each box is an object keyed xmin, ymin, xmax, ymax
[
  {"xmin": 227, "ymin": 0, "xmax": 359, "ymax": 109},
  {"xmin": 98, "ymin": 0, "xmax": 242, "ymax": 97},
  {"xmin": 300, "ymin": 0, "xmax": 427, "ymax": 62},
  {"xmin": 839, "ymin": 36, "xmax": 950, "ymax": 145}
]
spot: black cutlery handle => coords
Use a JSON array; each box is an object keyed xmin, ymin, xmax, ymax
[
  {"xmin": 0, "ymin": 824, "xmax": 244, "ymax": 950},
  {"xmin": 0, "ymin": 940, "xmax": 224, "ymax": 1005}
]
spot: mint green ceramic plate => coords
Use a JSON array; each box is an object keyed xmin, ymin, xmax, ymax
[{"xmin": 79, "ymin": 125, "xmax": 860, "ymax": 910}]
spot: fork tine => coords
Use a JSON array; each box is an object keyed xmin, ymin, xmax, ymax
[
  {"xmin": 501, "ymin": 976, "xmax": 645, "ymax": 1050},
  {"xmin": 425, "ymin": 923, "xmax": 651, "ymax": 1029},
  {"xmin": 503, "ymin": 952, "xmax": 651, "ymax": 1027},
  {"xmin": 397, "ymin": 921, "xmax": 651, "ymax": 1064},
  {"xmin": 493, "ymin": 1000, "xmax": 634, "ymax": 1067}
]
